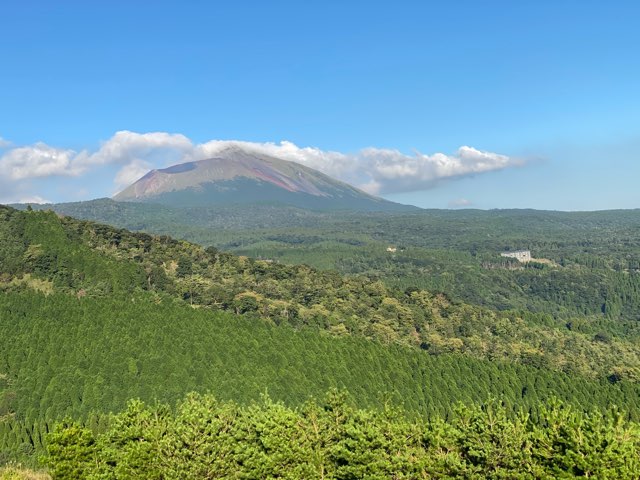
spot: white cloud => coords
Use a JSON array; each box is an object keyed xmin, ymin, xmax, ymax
[
  {"xmin": 0, "ymin": 137, "xmax": 12, "ymax": 149},
  {"xmin": 448, "ymin": 198, "xmax": 473, "ymax": 208},
  {"xmin": 0, "ymin": 132, "xmax": 524, "ymax": 200},
  {"xmin": 114, "ymin": 159, "xmax": 153, "ymax": 192},
  {"xmin": 83, "ymin": 130, "xmax": 193, "ymax": 167},
  {"xmin": 0, "ymin": 131, "xmax": 192, "ymax": 183},
  {"xmin": 350, "ymin": 145, "xmax": 521, "ymax": 194},
  {"xmin": 0, "ymin": 143, "xmax": 87, "ymax": 180}
]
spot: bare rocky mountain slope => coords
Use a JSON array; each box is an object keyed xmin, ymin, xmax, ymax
[{"xmin": 113, "ymin": 145, "xmax": 415, "ymax": 211}]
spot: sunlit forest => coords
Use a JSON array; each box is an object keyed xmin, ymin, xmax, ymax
[{"xmin": 2, "ymin": 204, "xmax": 640, "ymax": 477}]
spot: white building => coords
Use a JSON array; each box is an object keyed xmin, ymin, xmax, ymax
[{"xmin": 500, "ymin": 250, "xmax": 531, "ymax": 262}]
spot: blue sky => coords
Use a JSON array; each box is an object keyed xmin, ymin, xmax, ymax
[{"xmin": 1, "ymin": 1, "xmax": 639, "ymax": 209}]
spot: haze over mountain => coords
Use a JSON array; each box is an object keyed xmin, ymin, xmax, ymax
[{"xmin": 113, "ymin": 145, "xmax": 416, "ymax": 211}]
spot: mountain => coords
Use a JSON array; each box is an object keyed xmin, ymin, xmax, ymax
[{"xmin": 113, "ymin": 145, "xmax": 415, "ymax": 211}]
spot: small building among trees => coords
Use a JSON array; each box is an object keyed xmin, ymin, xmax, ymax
[{"xmin": 500, "ymin": 250, "xmax": 532, "ymax": 262}]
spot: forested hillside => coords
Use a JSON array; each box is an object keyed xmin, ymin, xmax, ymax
[
  {"xmin": 4, "ymin": 205, "xmax": 640, "ymax": 380},
  {"xmin": 4, "ymin": 290, "xmax": 639, "ymax": 466},
  {"xmin": 2, "ymin": 204, "xmax": 640, "ymax": 474},
  {"xmin": 24, "ymin": 200, "xmax": 640, "ymax": 323}
]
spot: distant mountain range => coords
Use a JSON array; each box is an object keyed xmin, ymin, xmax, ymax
[{"xmin": 113, "ymin": 145, "xmax": 415, "ymax": 211}]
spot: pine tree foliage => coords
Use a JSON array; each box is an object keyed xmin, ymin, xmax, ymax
[{"xmin": 45, "ymin": 392, "xmax": 640, "ymax": 479}]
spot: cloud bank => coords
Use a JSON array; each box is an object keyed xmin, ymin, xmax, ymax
[
  {"xmin": 0, "ymin": 131, "xmax": 524, "ymax": 202},
  {"xmin": 0, "ymin": 143, "xmax": 83, "ymax": 180}
]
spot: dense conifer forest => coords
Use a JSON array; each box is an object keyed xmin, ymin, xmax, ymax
[
  {"xmin": 2, "ymin": 204, "xmax": 640, "ymax": 476},
  {"xmin": 44, "ymin": 393, "xmax": 640, "ymax": 479}
]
